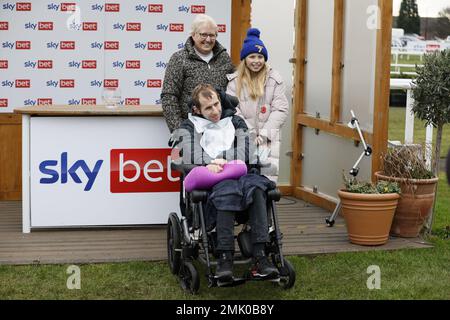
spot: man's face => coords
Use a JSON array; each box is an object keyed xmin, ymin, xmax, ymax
[
  {"xmin": 192, "ymin": 23, "xmax": 217, "ymax": 55},
  {"xmin": 195, "ymin": 92, "xmax": 222, "ymax": 123}
]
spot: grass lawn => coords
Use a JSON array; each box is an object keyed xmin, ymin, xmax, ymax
[
  {"xmin": 0, "ymin": 109, "xmax": 449, "ymax": 300},
  {"xmin": 0, "ymin": 235, "xmax": 449, "ymax": 300},
  {"xmin": 391, "ymin": 53, "xmax": 423, "ymax": 74},
  {"xmin": 389, "ymin": 106, "xmax": 450, "ymax": 158}
]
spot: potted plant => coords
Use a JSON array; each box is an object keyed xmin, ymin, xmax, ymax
[
  {"xmin": 338, "ymin": 174, "xmax": 401, "ymax": 246},
  {"xmin": 410, "ymin": 49, "xmax": 450, "ymax": 231},
  {"xmin": 375, "ymin": 146, "xmax": 438, "ymax": 237}
]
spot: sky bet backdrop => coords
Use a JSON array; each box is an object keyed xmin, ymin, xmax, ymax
[
  {"xmin": 30, "ymin": 116, "xmax": 181, "ymax": 226},
  {"xmin": 0, "ymin": 0, "xmax": 231, "ymax": 112}
]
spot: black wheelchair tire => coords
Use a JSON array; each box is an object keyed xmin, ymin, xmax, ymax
[
  {"xmin": 179, "ymin": 261, "xmax": 200, "ymax": 294},
  {"xmin": 167, "ymin": 212, "xmax": 182, "ymax": 275},
  {"xmin": 277, "ymin": 258, "xmax": 296, "ymax": 289}
]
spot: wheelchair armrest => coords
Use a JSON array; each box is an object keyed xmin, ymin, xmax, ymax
[
  {"xmin": 267, "ymin": 188, "xmax": 281, "ymax": 202},
  {"xmin": 190, "ymin": 190, "xmax": 209, "ymax": 203},
  {"xmin": 170, "ymin": 161, "xmax": 199, "ymax": 175},
  {"xmin": 248, "ymin": 161, "xmax": 271, "ymax": 170}
]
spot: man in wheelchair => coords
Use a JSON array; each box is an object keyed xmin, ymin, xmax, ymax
[{"xmin": 169, "ymin": 84, "xmax": 294, "ymax": 290}]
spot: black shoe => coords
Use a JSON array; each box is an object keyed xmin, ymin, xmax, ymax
[
  {"xmin": 216, "ymin": 251, "xmax": 233, "ymax": 282},
  {"xmin": 252, "ymin": 256, "xmax": 279, "ymax": 279}
]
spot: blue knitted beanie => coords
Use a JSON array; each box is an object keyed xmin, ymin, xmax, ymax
[{"xmin": 240, "ymin": 28, "xmax": 268, "ymax": 61}]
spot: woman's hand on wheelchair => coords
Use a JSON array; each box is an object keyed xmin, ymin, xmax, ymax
[{"xmin": 255, "ymin": 135, "xmax": 264, "ymax": 146}]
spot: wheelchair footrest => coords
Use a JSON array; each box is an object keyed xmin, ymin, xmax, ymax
[
  {"xmin": 250, "ymin": 275, "xmax": 281, "ymax": 282},
  {"xmin": 216, "ymin": 277, "xmax": 246, "ymax": 287},
  {"xmin": 246, "ymin": 271, "xmax": 280, "ymax": 281}
]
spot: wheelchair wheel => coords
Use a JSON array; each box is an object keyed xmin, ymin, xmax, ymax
[
  {"xmin": 179, "ymin": 261, "xmax": 200, "ymax": 294},
  {"xmin": 276, "ymin": 257, "xmax": 296, "ymax": 289},
  {"xmin": 167, "ymin": 212, "xmax": 182, "ymax": 275}
]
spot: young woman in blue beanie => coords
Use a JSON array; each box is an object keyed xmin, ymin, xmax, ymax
[{"xmin": 226, "ymin": 28, "xmax": 289, "ymax": 182}]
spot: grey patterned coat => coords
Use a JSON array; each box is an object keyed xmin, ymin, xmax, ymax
[{"xmin": 161, "ymin": 37, "xmax": 235, "ymax": 132}]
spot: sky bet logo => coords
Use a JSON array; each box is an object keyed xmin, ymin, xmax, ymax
[
  {"xmin": 47, "ymin": 41, "xmax": 75, "ymax": 50},
  {"xmin": 38, "ymin": 98, "xmax": 52, "ymax": 105},
  {"xmin": 147, "ymin": 4, "xmax": 163, "ymax": 13},
  {"xmin": 90, "ymin": 3, "xmax": 120, "ymax": 12},
  {"xmin": 24, "ymin": 99, "xmax": 37, "ymax": 106},
  {"xmin": 39, "ymin": 152, "xmax": 103, "ymax": 191},
  {"xmin": 61, "ymin": 3, "xmax": 77, "ymax": 11},
  {"xmin": 24, "ymin": 60, "xmax": 53, "ymax": 69},
  {"xmin": 91, "ymin": 41, "xmax": 103, "ymax": 50},
  {"xmin": 60, "ymin": 79, "xmax": 75, "ymax": 88},
  {"xmin": 134, "ymin": 42, "xmax": 162, "ymax": 50},
  {"xmin": 113, "ymin": 23, "xmax": 141, "ymax": 31},
  {"xmin": 110, "ymin": 149, "xmax": 179, "ymax": 193},
  {"xmin": 83, "ymin": 22, "xmax": 97, "ymax": 31},
  {"xmin": 82, "ymin": 98, "xmax": 96, "ymax": 105},
  {"xmin": 38, "ymin": 150, "xmax": 179, "ymax": 192},
  {"xmin": 156, "ymin": 61, "xmax": 167, "ymax": 69},
  {"xmin": 25, "ymin": 22, "xmax": 53, "ymax": 30},
  {"xmin": 16, "ymin": 41, "xmax": 31, "ymax": 50},
  {"xmin": 104, "ymin": 79, "xmax": 119, "ymax": 88},
  {"xmin": 125, "ymin": 98, "xmax": 140, "ymax": 105},
  {"xmin": 68, "ymin": 60, "xmax": 97, "ymax": 69},
  {"xmin": 148, "ymin": 42, "xmax": 162, "ymax": 50},
  {"xmin": 47, "ymin": 3, "xmax": 76, "ymax": 11},
  {"xmin": 105, "ymin": 41, "xmax": 119, "ymax": 50},
  {"xmin": 178, "ymin": 5, "xmax": 205, "ymax": 14},
  {"xmin": 156, "ymin": 23, "xmax": 184, "ymax": 32},
  {"xmin": 105, "ymin": 3, "xmax": 120, "ymax": 12},
  {"xmin": 3, "ymin": 2, "xmax": 32, "ymax": 11},
  {"xmin": 113, "ymin": 60, "xmax": 141, "ymax": 69},
  {"xmin": 15, "ymin": 79, "xmax": 31, "ymax": 88},
  {"xmin": 134, "ymin": 79, "xmax": 161, "ymax": 88},
  {"xmin": 0, "ymin": 22, "xmax": 8, "ymax": 30},
  {"xmin": 21, "ymin": 99, "xmax": 52, "ymax": 106}
]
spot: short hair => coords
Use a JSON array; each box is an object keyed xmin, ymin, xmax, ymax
[
  {"xmin": 190, "ymin": 14, "xmax": 218, "ymax": 36},
  {"xmin": 191, "ymin": 84, "xmax": 220, "ymax": 110}
]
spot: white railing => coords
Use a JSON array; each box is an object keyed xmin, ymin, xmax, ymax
[
  {"xmin": 390, "ymin": 50, "xmax": 424, "ymax": 76},
  {"xmin": 389, "ymin": 78, "xmax": 433, "ymax": 170}
]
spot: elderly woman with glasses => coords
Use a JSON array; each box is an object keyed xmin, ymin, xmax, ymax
[{"xmin": 161, "ymin": 14, "xmax": 235, "ymax": 132}]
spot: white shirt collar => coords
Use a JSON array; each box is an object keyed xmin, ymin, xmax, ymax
[
  {"xmin": 188, "ymin": 114, "xmax": 235, "ymax": 159},
  {"xmin": 194, "ymin": 47, "xmax": 213, "ymax": 63}
]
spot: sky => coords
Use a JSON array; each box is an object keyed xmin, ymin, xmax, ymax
[{"xmin": 393, "ymin": 0, "xmax": 450, "ymax": 17}]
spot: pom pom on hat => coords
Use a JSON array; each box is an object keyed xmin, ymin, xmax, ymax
[{"xmin": 240, "ymin": 28, "xmax": 268, "ymax": 61}]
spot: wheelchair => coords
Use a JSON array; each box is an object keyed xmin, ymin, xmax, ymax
[{"xmin": 166, "ymin": 161, "xmax": 296, "ymax": 294}]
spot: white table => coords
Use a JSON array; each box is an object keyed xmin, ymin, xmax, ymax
[
  {"xmin": 390, "ymin": 79, "xmax": 433, "ymax": 170},
  {"xmin": 15, "ymin": 105, "xmax": 180, "ymax": 233}
]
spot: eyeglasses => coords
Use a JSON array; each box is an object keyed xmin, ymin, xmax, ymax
[{"xmin": 197, "ymin": 32, "xmax": 217, "ymax": 40}]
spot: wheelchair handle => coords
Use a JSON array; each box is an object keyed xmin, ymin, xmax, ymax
[{"xmin": 170, "ymin": 161, "xmax": 198, "ymax": 175}]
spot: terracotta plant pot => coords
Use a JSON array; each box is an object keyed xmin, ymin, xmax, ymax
[
  {"xmin": 338, "ymin": 190, "xmax": 399, "ymax": 246},
  {"xmin": 375, "ymin": 172, "xmax": 438, "ymax": 237}
]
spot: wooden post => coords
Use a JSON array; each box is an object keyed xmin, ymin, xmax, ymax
[
  {"xmin": 231, "ymin": 0, "xmax": 251, "ymax": 66},
  {"xmin": 290, "ymin": 0, "xmax": 308, "ymax": 189},
  {"xmin": 372, "ymin": 0, "xmax": 393, "ymax": 179},
  {"xmin": 330, "ymin": 0, "xmax": 344, "ymax": 124}
]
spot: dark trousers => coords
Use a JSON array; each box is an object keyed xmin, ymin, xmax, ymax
[{"xmin": 216, "ymin": 188, "xmax": 269, "ymax": 252}]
